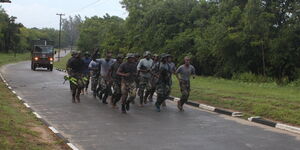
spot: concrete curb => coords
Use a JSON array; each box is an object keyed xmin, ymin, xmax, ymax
[
  {"xmin": 168, "ymin": 96, "xmax": 243, "ymax": 117},
  {"xmin": 53, "ymin": 68, "xmax": 300, "ymax": 136},
  {"xmin": 0, "ymin": 72, "xmax": 80, "ymax": 150},
  {"xmin": 248, "ymin": 117, "xmax": 300, "ymax": 135}
]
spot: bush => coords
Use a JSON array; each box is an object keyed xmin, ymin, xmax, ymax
[{"xmin": 232, "ymin": 72, "xmax": 273, "ymax": 83}]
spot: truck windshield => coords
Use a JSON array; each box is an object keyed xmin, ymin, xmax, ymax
[{"xmin": 35, "ymin": 46, "xmax": 54, "ymax": 53}]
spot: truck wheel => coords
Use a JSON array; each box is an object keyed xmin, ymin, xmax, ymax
[
  {"xmin": 33, "ymin": 64, "xmax": 36, "ymax": 71},
  {"xmin": 49, "ymin": 65, "xmax": 53, "ymax": 71}
]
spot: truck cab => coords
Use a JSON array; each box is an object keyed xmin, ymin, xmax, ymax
[{"xmin": 31, "ymin": 40, "xmax": 55, "ymax": 71}]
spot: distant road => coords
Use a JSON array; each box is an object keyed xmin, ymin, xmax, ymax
[{"xmin": 1, "ymin": 61, "xmax": 300, "ymax": 150}]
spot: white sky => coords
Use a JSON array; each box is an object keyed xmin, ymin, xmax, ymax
[{"xmin": 0, "ymin": 0, "xmax": 128, "ymax": 29}]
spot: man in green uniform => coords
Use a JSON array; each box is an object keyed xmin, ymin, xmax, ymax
[
  {"xmin": 175, "ymin": 56, "xmax": 196, "ymax": 111},
  {"xmin": 137, "ymin": 51, "xmax": 153, "ymax": 106},
  {"xmin": 155, "ymin": 54, "xmax": 172, "ymax": 112},
  {"xmin": 68, "ymin": 52, "xmax": 85, "ymax": 103},
  {"xmin": 109, "ymin": 54, "xmax": 124, "ymax": 108},
  {"xmin": 117, "ymin": 53, "xmax": 138, "ymax": 113}
]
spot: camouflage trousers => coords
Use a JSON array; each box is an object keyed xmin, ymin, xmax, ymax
[
  {"xmin": 121, "ymin": 80, "xmax": 137, "ymax": 105},
  {"xmin": 98, "ymin": 76, "xmax": 112, "ymax": 102},
  {"xmin": 179, "ymin": 80, "xmax": 190, "ymax": 106},
  {"xmin": 83, "ymin": 74, "xmax": 90, "ymax": 89},
  {"xmin": 69, "ymin": 73, "xmax": 84, "ymax": 102},
  {"xmin": 112, "ymin": 80, "xmax": 122, "ymax": 105},
  {"xmin": 91, "ymin": 75, "xmax": 98, "ymax": 93},
  {"xmin": 155, "ymin": 82, "xmax": 171, "ymax": 106},
  {"xmin": 138, "ymin": 77, "xmax": 151, "ymax": 103}
]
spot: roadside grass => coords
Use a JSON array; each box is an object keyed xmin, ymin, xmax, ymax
[
  {"xmin": 0, "ymin": 53, "xmax": 69, "ymax": 150},
  {"xmin": 0, "ymin": 53, "xmax": 30, "ymax": 66},
  {"xmin": 171, "ymin": 76, "xmax": 300, "ymax": 126},
  {"xmin": 53, "ymin": 54, "xmax": 300, "ymax": 126},
  {"xmin": 54, "ymin": 53, "xmax": 71, "ymax": 70}
]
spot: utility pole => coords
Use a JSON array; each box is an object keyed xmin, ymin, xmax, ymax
[
  {"xmin": 56, "ymin": 13, "xmax": 65, "ymax": 62},
  {"xmin": 9, "ymin": 16, "xmax": 17, "ymax": 57}
]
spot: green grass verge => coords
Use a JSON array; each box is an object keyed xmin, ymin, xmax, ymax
[
  {"xmin": 0, "ymin": 53, "xmax": 68, "ymax": 150},
  {"xmin": 54, "ymin": 54, "xmax": 300, "ymax": 126},
  {"xmin": 171, "ymin": 76, "xmax": 300, "ymax": 126}
]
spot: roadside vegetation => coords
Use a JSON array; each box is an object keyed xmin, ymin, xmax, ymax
[
  {"xmin": 0, "ymin": 53, "xmax": 69, "ymax": 150},
  {"xmin": 54, "ymin": 53, "xmax": 71, "ymax": 70}
]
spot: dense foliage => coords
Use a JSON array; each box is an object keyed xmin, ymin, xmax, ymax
[{"xmin": 77, "ymin": 0, "xmax": 300, "ymax": 81}]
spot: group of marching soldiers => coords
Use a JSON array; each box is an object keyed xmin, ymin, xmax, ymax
[{"xmin": 66, "ymin": 50, "xmax": 195, "ymax": 113}]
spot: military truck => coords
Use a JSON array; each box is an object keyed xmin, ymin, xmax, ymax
[{"xmin": 31, "ymin": 39, "xmax": 55, "ymax": 71}]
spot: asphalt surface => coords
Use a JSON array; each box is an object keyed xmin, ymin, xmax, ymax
[{"xmin": 1, "ymin": 61, "xmax": 300, "ymax": 150}]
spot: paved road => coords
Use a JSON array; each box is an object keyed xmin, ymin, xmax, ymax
[{"xmin": 1, "ymin": 61, "xmax": 300, "ymax": 150}]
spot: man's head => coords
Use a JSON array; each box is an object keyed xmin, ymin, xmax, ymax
[
  {"xmin": 167, "ymin": 55, "xmax": 173, "ymax": 62},
  {"xmin": 126, "ymin": 53, "xmax": 135, "ymax": 63},
  {"xmin": 71, "ymin": 51, "xmax": 77, "ymax": 57},
  {"xmin": 84, "ymin": 52, "xmax": 90, "ymax": 58},
  {"xmin": 75, "ymin": 51, "xmax": 82, "ymax": 58},
  {"xmin": 143, "ymin": 51, "xmax": 152, "ymax": 59},
  {"xmin": 116, "ymin": 54, "xmax": 124, "ymax": 63},
  {"xmin": 160, "ymin": 53, "xmax": 170, "ymax": 63},
  {"xmin": 106, "ymin": 50, "xmax": 113, "ymax": 59},
  {"xmin": 152, "ymin": 54, "xmax": 159, "ymax": 61},
  {"xmin": 184, "ymin": 56, "xmax": 191, "ymax": 65}
]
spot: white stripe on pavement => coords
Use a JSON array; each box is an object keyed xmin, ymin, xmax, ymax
[
  {"xmin": 49, "ymin": 127, "xmax": 59, "ymax": 134},
  {"xmin": 276, "ymin": 123, "xmax": 300, "ymax": 134},
  {"xmin": 67, "ymin": 143, "xmax": 80, "ymax": 150},
  {"xmin": 199, "ymin": 104, "xmax": 216, "ymax": 111},
  {"xmin": 33, "ymin": 112, "xmax": 42, "ymax": 119},
  {"xmin": 24, "ymin": 103, "xmax": 30, "ymax": 108},
  {"xmin": 17, "ymin": 96, "xmax": 22, "ymax": 100}
]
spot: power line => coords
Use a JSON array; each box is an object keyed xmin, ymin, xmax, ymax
[{"xmin": 69, "ymin": 0, "xmax": 102, "ymax": 14}]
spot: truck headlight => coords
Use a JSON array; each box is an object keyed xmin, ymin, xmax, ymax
[{"xmin": 34, "ymin": 57, "xmax": 39, "ymax": 61}]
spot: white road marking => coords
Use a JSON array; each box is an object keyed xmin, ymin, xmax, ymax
[
  {"xmin": 49, "ymin": 126, "xmax": 59, "ymax": 134},
  {"xmin": 276, "ymin": 123, "xmax": 300, "ymax": 135},
  {"xmin": 33, "ymin": 112, "xmax": 42, "ymax": 119},
  {"xmin": 12, "ymin": 90, "xmax": 16, "ymax": 94},
  {"xmin": 17, "ymin": 96, "xmax": 22, "ymax": 100},
  {"xmin": 199, "ymin": 104, "xmax": 216, "ymax": 111},
  {"xmin": 24, "ymin": 103, "xmax": 30, "ymax": 108},
  {"xmin": 67, "ymin": 143, "xmax": 80, "ymax": 150}
]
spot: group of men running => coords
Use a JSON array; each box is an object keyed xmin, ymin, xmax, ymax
[{"xmin": 66, "ymin": 50, "xmax": 195, "ymax": 114}]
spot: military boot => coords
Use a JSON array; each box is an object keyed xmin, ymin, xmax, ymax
[{"xmin": 121, "ymin": 104, "xmax": 126, "ymax": 114}]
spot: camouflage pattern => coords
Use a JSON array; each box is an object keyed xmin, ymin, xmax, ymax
[
  {"xmin": 112, "ymin": 80, "xmax": 122, "ymax": 105},
  {"xmin": 155, "ymin": 82, "xmax": 171, "ymax": 106},
  {"xmin": 69, "ymin": 73, "xmax": 84, "ymax": 103},
  {"xmin": 98, "ymin": 76, "xmax": 112, "ymax": 102},
  {"xmin": 138, "ymin": 76, "xmax": 151, "ymax": 103},
  {"xmin": 121, "ymin": 80, "xmax": 137, "ymax": 105},
  {"xmin": 179, "ymin": 80, "xmax": 190, "ymax": 106}
]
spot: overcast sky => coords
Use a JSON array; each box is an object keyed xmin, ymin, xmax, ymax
[{"xmin": 0, "ymin": 0, "xmax": 128, "ymax": 29}]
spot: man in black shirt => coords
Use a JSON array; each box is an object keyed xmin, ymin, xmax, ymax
[
  {"xmin": 68, "ymin": 52, "xmax": 85, "ymax": 103},
  {"xmin": 117, "ymin": 53, "xmax": 137, "ymax": 113}
]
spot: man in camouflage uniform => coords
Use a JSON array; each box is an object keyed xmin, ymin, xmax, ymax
[
  {"xmin": 155, "ymin": 54, "xmax": 172, "ymax": 112},
  {"xmin": 147, "ymin": 54, "xmax": 160, "ymax": 102},
  {"xmin": 89, "ymin": 55, "xmax": 100, "ymax": 98},
  {"xmin": 137, "ymin": 51, "xmax": 153, "ymax": 106},
  {"xmin": 175, "ymin": 56, "xmax": 196, "ymax": 111},
  {"xmin": 117, "ymin": 53, "xmax": 137, "ymax": 113},
  {"xmin": 109, "ymin": 54, "xmax": 124, "ymax": 108},
  {"xmin": 68, "ymin": 52, "xmax": 85, "ymax": 103},
  {"xmin": 96, "ymin": 51, "xmax": 116, "ymax": 104}
]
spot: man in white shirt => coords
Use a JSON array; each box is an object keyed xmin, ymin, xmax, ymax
[{"xmin": 137, "ymin": 51, "xmax": 153, "ymax": 106}]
